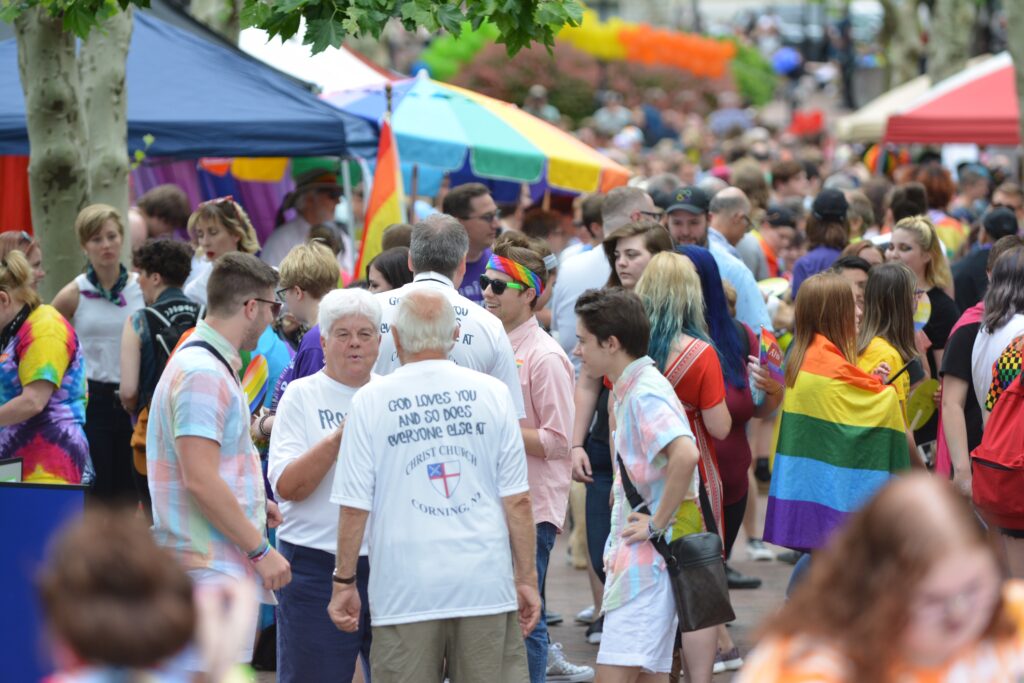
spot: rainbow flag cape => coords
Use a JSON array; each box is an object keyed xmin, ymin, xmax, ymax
[
  {"xmin": 354, "ymin": 116, "xmax": 404, "ymax": 278},
  {"xmin": 764, "ymin": 335, "xmax": 909, "ymax": 552}
]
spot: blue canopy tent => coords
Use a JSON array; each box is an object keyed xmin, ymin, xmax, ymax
[{"xmin": 0, "ymin": 11, "xmax": 376, "ymax": 158}]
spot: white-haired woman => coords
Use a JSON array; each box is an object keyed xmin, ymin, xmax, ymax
[{"xmin": 268, "ymin": 288, "xmax": 382, "ymax": 683}]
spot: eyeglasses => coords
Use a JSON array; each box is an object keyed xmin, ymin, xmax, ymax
[
  {"xmin": 479, "ymin": 275, "xmax": 525, "ymax": 295},
  {"xmin": 251, "ymin": 297, "xmax": 283, "ymax": 316},
  {"xmin": 467, "ymin": 210, "xmax": 501, "ymax": 223},
  {"xmin": 275, "ymin": 286, "xmax": 293, "ymax": 302},
  {"xmin": 639, "ymin": 210, "xmax": 664, "ymax": 221}
]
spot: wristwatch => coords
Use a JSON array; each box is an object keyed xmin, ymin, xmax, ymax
[{"xmin": 332, "ymin": 569, "xmax": 357, "ymax": 585}]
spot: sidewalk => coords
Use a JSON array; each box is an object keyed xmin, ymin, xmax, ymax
[{"xmin": 545, "ymin": 502, "xmax": 791, "ymax": 680}]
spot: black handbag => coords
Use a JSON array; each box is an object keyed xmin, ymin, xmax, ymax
[{"xmin": 617, "ymin": 455, "xmax": 735, "ymax": 632}]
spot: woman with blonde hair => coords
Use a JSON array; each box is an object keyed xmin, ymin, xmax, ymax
[
  {"xmin": 0, "ymin": 230, "xmax": 46, "ymax": 289},
  {"xmin": 635, "ymin": 251, "xmax": 729, "ymax": 683},
  {"xmin": 183, "ymin": 196, "xmax": 260, "ymax": 306},
  {"xmin": 0, "ymin": 251, "xmax": 90, "ymax": 484},
  {"xmin": 765, "ymin": 273, "xmax": 909, "ymax": 590},
  {"xmin": 53, "ymin": 204, "xmax": 144, "ymax": 501},
  {"xmin": 887, "ymin": 214, "xmax": 960, "ymax": 446},
  {"xmin": 742, "ymin": 473, "xmax": 1024, "ymax": 682}
]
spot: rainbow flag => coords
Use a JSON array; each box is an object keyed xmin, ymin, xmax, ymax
[
  {"xmin": 764, "ymin": 335, "xmax": 910, "ymax": 552},
  {"xmin": 239, "ymin": 350, "xmax": 269, "ymax": 415},
  {"xmin": 354, "ymin": 117, "xmax": 404, "ymax": 278}
]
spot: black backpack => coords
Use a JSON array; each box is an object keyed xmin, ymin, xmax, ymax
[{"xmin": 144, "ymin": 298, "xmax": 204, "ymax": 368}]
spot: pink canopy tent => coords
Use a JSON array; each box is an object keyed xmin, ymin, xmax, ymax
[{"xmin": 885, "ymin": 52, "xmax": 1020, "ymax": 146}]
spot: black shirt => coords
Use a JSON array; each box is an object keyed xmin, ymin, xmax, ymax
[
  {"xmin": 952, "ymin": 248, "xmax": 989, "ymax": 312},
  {"xmin": 939, "ymin": 322, "xmax": 985, "ymax": 453},
  {"xmin": 917, "ymin": 287, "xmax": 961, "ymax": 443}
]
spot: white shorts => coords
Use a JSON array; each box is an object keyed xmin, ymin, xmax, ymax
[{"xmin": 597, "ymin": 571, "xmax": 678, "ymax": 673}]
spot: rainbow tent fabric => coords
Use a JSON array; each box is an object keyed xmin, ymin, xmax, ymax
[{"xmin": 764, "ymin": 335, "xmax": 910, "ymax": 552}]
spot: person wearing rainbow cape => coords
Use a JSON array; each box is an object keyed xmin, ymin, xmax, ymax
[{"xmin": 764, "ymin": 273, "xmax": 911, "ymax": 590}]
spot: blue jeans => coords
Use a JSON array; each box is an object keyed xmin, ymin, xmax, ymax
[
  {"xmin": 276, "ymin": 540, "xmax": 371, "ymax": 682},
  {"xmin": 526, "ymin": 522, "xmax": 557, "ymax": 683}
]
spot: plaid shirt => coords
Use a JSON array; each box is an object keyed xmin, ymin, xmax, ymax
[
  {"xmin": 147, "ymin": 320, "xmax": 266, "ymax": 578},
  {"xmin": 603, "ymin": 356, "xmax": 696, "ymax": 612}
]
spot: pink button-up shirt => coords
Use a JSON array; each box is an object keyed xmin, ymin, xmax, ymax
[{"xmin": 508, "ymin": 316, "xmax": 575, "ymax": 529}]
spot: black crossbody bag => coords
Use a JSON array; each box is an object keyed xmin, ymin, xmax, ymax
[{"xmin": 616, "ymin": 454, "xmax": 735, "ymax": 632}]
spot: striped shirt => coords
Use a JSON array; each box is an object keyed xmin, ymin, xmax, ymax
[
  {"xmin": 603, "ymin": 356, "xmax": 696, "ymax": 612},
  {"xmin": 147, "ymin": 320, "xmax": 266, "ymax": 578}
]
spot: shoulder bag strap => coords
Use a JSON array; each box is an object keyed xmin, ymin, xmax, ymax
[
  {"xmin": 181, "ymin": 340, "xmax": 236, "ymax": 381},
  {"xmin": 664, "ymin": 338, "xmax": 707, "ymax": 393}
]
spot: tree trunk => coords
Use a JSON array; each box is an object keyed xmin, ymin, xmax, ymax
[
  {"xmin": 190, "ymin": 0, "xmax": 242, "ymax": 43},
  {"xmin": 15, "ymin": 6, "xmax": 90, "ymax": 302},
  {"xmin": 80, "ymin": 8, "xmax": 134, "ymax": 260},
  {"xmin": 927, "ymin": 0, "xmax": 975, "ymax": 84},
  {"xmin": 880, "ymin": 0, "xmax": 923, "ymax": 89},
  {"xmin": 1005, "ymin": 0, "xmax": 1024, "ymax": 166}
]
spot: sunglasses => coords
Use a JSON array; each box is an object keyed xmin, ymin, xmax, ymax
[
  {"xmin": 479, "ymin": 275, "xmax": 525, "ymax": 295},
  {"xmin": 468, "ymin": 210, "xmax": 501, "ymax": 223},
  {"xmin": 252, "ymin": 297, "xmax": 283, "ymax": 316}
]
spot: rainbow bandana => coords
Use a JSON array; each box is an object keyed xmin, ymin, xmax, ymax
[{"xmin": 486, "ymin": 254, "xmax": 543, "ymax": 296}]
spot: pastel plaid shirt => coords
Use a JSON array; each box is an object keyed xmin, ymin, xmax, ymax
[
  {"xmin": 603, "ymin": 356, "xmax": 697, "ymax": 612},
  {"xmin": 147, "ymin": 320, "xmax": 266, "ymax": 578}
]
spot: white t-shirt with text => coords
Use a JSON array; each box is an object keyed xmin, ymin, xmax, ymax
[
  {"xmin": 268, "ymin": 371, "xmax": 372, "ymax": 556},
  {"xmin": 372, "ymin": 272, "xmax": 526, "ymax": 418},
  {"xmin": 330, "ymin": 359, "xmax": 529, "ymax": 626}
]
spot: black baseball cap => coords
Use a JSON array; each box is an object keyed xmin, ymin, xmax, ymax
[
  {"xmin": 764, "ymin": 204, "xmax": 796, "ymax": 228},
  {"xmin": 983, "ymin": 206, "xmax": 1019, "ymax": 240},
  {"xmin": 811, "ymin": 189, "xmax": 849, "ymax": 221},
  {"xmin": 661, "ymin": 186, "xmax": 709, "ymax": 215}
]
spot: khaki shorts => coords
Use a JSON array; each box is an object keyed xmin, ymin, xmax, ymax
[{"xmin": 370, "ymin": 610, "xmax": 529, "ymax": 683}]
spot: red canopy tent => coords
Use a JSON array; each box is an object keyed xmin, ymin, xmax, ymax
[{"xmin": 885, "ymin": 52, "xmax": 1019, "ymax": 146}]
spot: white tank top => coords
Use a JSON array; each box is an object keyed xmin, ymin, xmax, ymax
[{"xmin": 73, "ymin": 272, "xmax": 144, "ymax": 383}]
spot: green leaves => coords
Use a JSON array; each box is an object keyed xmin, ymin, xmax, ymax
[{"xmin": 239, "ymin": 0, "xmax": 583, "ymax": 56}]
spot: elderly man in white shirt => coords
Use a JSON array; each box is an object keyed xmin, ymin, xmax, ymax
[
  {"xmin": 268, "ymin": 287, "xmax": 381, "ymax": 683},
  {"xmin": 373, "ymin": 213, "xmax": 526, "ymax": 418}
]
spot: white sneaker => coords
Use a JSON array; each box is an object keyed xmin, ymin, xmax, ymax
[
  {"xmin": 575, "ymin": 605, "xmax": 595, "ymax": 623},
  {"xmin": 747, "ymin": 538, "xmax": 774, "ymax": 562},
  {"xmin": 712, "ymin": 647, "xmax": 744, "ymax": 674},
  {"xmin": 547, "ymin": 642, "xmax": 595, "ymax": 682}
]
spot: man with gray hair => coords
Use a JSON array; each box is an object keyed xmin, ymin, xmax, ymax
[
  {"xmin": 550, "ymin": 186, "xmax": 661, "ymax": 360},
  {"xmin": 372, "ymin": 213, "xmax": 525, "ymax": 417},
  {"xmin": 709, "ymin": 187, "xmax": 770, "ymax": 280},
  {"xmin": 329, "ymin": 289, "xmax": 540, "ymax": 682}
]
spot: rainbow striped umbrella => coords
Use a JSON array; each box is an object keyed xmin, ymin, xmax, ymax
[{"xmin": 323, "ymin": 74, "xmax": 630, "ymax": 195}]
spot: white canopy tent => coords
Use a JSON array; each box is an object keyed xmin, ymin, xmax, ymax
[{"xmin": 239, "ymin": 27, "xmax": 399, "ymax": 94}]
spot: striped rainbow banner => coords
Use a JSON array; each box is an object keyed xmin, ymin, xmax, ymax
[{"xmin": 764, "ymin": 335, "xmax": 910, "ymax": 552}]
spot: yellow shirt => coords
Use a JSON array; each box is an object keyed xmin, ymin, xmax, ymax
[{"xmin": 858, "ymin": 336, "xmax": 909, "ymax": 423}]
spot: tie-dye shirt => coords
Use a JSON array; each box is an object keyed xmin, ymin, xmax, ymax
[
  {"xmin": 603, "ymin": 356, "xmax": 697, "ymax": 612},
  {"xmin": 0, "ymin": 305, "xmax": 90, "ymax": 484},
  {"xmin": 147, "ymin": 320, "xmax": 266, "ymax": 579}
]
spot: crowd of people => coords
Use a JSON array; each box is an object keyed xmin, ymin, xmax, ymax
[{"xmin": 7, "ymin": 110, "xmax": 1024, "ymax": 683}]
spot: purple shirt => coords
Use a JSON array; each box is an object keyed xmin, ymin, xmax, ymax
[
  {"xmin": 791, "ymin": 246, "xmax": 842, "ymax": 300},
  {"xmin": 271, "ymin": 325, "xmax": 324, "ymax": 410},
  {"xmin": 457, "ymin": 248, "xmax": 492, "ymax": 305}
]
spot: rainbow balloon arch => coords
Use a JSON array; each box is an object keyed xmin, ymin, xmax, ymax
[{"xmin": 558, "ymin": 10, "xmax": 736, "ymax": 79}]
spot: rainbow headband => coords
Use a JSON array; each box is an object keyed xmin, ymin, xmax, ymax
[{"xmin": 486, "ymin": 254, "xmax": 543, "ymax": 296}]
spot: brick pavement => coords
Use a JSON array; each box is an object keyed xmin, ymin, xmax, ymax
[{"xmin": 257, "ymin": 493, "xmax": 791, "ymax": 681}]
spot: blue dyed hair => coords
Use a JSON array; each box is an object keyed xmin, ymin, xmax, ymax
[
  {"xmin": 635, "ymin": 252, "xmax": 711, "ymax": 372},
  {"xmin": 678, "ymin": 245, "xmax": 747, "ymax": 387}
]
